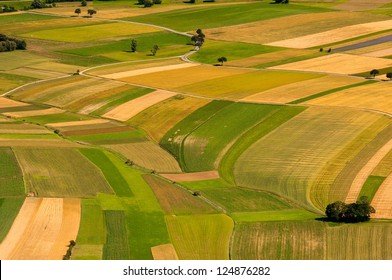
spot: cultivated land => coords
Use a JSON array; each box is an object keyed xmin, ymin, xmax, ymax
[{"xmin": 1, "ymin": 1, "xmax": 392, "ymax": 261}]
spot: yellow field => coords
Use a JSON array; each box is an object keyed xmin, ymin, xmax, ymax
[
  {"xmin": 0, "ymin": 97, "xmax": 29, "ymax": 109},
  {"xmin": 3, "ymin": 108, "xmax": 65, "ymax": 118},
  {"xmin": 104, "ymin": 141, "xmax": 182, "ymax": 173},
  {"xmin": 227, "ymin": 49, "xmax": 313, "ymax": 67},
  {"xmin": 151, "ymin": 244, "xmax": 179, "ymax": 260},
  {"xmin": 345, "ymin": 138, "xmax": 392, "ymax": 203},
  {"xmin": 205, "ymin": 11, "xmax": 389, "ymax": 45},
  {"xmin": 372, "ymin": 174, "xmax": 392, "ymax": 219},
  {"xmin": 161, "ymin": 171, "xmax": 220, "ymax": 182},
  {"xmin": 128, "ymin": 96, "xmax": 210, "ymax": 142},
  {"xmin": 241, "ymin": 75, "xmax": 362, "ymax": 104},
  {"xmin": 102, "ymin": 63, "xmax": 198, "ymax": 80},
  {"xmin": 118, "ymin": 65, "xmax": 252, "ymax": 89},
  {"xmin": 0, "ymin": 139, "xmax": 81, "ymax": 147},
  {"xmin": 46, "ymin": 119, "xmax": 110, "ymax": 128},
  {"xmin": 305, "ymin": 82, "xmax": 392, "ymax": 114},
  {"xmin": 335, "ymin": 0, "xmax": 392, "ymax": 11},
  {"xmin": 271, "ymin": 53, "xmax": 392, "ymax": 75},
  {"xmin": 364, "ymin": 47, "xmax": 392, "ymax": 58},
  {"xmin": 103, "ymin": 90, "xmax": 178, "ymax": 122},
  {"xmin": 0, "ymin": 123, "xmax": 53, "ymax": 134},
  {"xmin": 0, "ymin": 198, "xmax": 80, "ymax": 260},
  {"xmin": 266, "ymin": 19, "xmax": 392, "ymax": 48}
]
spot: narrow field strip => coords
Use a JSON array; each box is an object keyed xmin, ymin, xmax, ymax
[
  {"xmin": 345, "ymin": 138, "xmax": 392, "ymax": 203},
  {"xmin": 102, "ymin": 63, "xmax": 197, "ymax": 79},
  {"xmin": 46, "ymin": 119, "xmax": 110, "ymax": 128},
  {"xmin": 0, "ymin": 139, "xmax": 80, "ymax": 147},
  {"xmin": 151, "ymin": 244, "xmax": 179, "ymax": 260},
  {"xmin": 241, "ymin": 75, "xmax": 360, "ymax": 104},
  {"xmin": 266, "ymin": 19, "xmax": 392, "ymax": 48},
  {"xmin": 0, "ymin": 97, "xmax": 29, "ymax": 108},
  {"xmin": 271, "ymin": 53, "xmax": 392, "ymax": 75},
  {"xmin": 103, "ymin": 90, "xmax": 177, "ymax": 122},
  {"xmin": 161, "ymin": 171, "xmax": 220, "ymax": 182},
  {"xmin": 3, "ymin": 108, "xmax": 65, "ymax": 118},
  {"xmin": 0, "ymin": 123, "xmax": 52, "ymax": 135},
  {"xmin": 365, "ymin": 48, "xmax": 392, "ymax": 57},
  {"xmin": 371, "ymin": 174, "xmax": 392, "ymax": 219},
  {"xmin": 0, "ymin": 198, "xmax": 81, "ymax": 260}
]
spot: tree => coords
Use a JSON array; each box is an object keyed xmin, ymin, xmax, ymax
[
  {"xmin": 370, "ymin": 69, "xmax": 379, "ymax": 78},
  {"xmin": 130, "ymin": 39, "xmax": 137, "ymax": 52},
  {"xmin": 81, "ymin": 0, "xmax": 87, "ymax": 7},
  {"xmin": 217, "ymin": 56, "xmax": 227, "ymax": 66},
  {"xmin": 150, "ymin": 44, "xmax": 159, "ymax": 56},
  {"xmin": 386, "ymin": 72, "xmax": 392, "ymax": 80},
  {"xmin": 30, "ymin": 0, "xmax": 45, "ymax": 9},
  {"xmin": 87, "ymin": 9, "xmax": 96, "ymax": 17},
  {"xmin": 74, "ymin": 8, "xmax": 81, "ymax": 16},
  {"xmin": 325, "ymin": 196, "xmax": 375, "ymax": 223},
  {"xmin": 143, "ymin": 0, "xmax": 154, "ymax": 7}
]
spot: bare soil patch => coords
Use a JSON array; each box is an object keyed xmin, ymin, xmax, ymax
[
  {"xmin": 161, "ymin": 171, "xmax": 220, "ymax": 182},
  {"xmin": 151, "ymin": 244, "xmax": 179, "ymax": 260}
]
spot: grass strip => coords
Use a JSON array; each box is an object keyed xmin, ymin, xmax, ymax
[{"xmin": 358, "ymin": 176, "xmax": 386, "ymax": 202}]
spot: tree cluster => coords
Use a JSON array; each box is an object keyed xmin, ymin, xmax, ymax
[
  {"xmin": 136, "ymin": 0, "xmax": 161, "ymax": 7},
  {"xmin": 191, "ymin": 29, "xmax": 205, "ymax": 48},
  {"xmin": 1, "ymin": 5, "xmax": 17, "ymax": 13},
  {"xmin": 325, "ymin": 196, "xmax": 375, "ymax": 223},
  {"xmin": 272, "ymin": 0, "xmax": 289, "ymax": 3},
  {"xmin": 0, "ymin": 34, "xmax": 27, "ymax": 52}
]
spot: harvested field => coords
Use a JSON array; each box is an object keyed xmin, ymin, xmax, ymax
[
  {"xmin": 102, "ymin": 63, "xmax": 197, "ymax": 79},
  {"xmin": 46, "ymin": 119, "xmax": 110, "ymax": 128},
  {"xmin": 104, "ymin": 141, "xmax": 181, "ymax": 173},
  {"xmin": 0, "ymin": 197, "xmax": 81, "ymax": 260},
  {"xmin": 143, "ymin": 174, "xmax": 216, "ymax": 215},
  {"xmin": 345, "ymin": 138, "xmax": 392, "ymax": 203},
  {"xmin": 118, "ymin": 65, "xmax": 252, "ymax": 89},
  {"xmin": 227, "ymin": 49, "xmax": 313, "ymax": 68},
  {"xmin": 103, "ymin": 90, "xmax": 177, "ymax": 122},
  {"xmin": 0, "ymin": 123, "xmax": 52, "ymax": 134},
  {"xmin": 234, "ymin": 107, "xmax": 383, "ymax": 209},
  {"xmin": 266, "ymin": 19, "xmax": 392, "ymax": 48},
  {"xmin": 128, "ymin": 95, "xmax": 210, "ymax": 142},
  {"xmin": 371, "ymin": 174, "xmax": 392, "ymax": 219},
  {"xmin": 178, "ymin": 70, "xmax": 321, "ymax": 99},
  {"xmin": 14, "ymin": 148, "xmax": 114, "ymax": 197},
  {"xmin": 241, "ymin": 75, "xmax": 361, "ymax": 104},
  {"xmin": 161, "ymin": 171, "xmax": 220, "ymax": 182},
  {"xmin": 372, "ymin": 150, "xmax": 392, "ymax": 177},
  {"xmin": 335, "ymin": 0, "xmax": 392, "ymax": 11},
  {"xmin": 21, "ymin": 22, "xmax": 161, "ymax": 42},
  {"xmin": 0, "ymin": 139, "xmax": 81, "ymax": 147},
  {"xmin": 232, "ymin": 221, "xmax": 326, "ymax": 260},
  {"xmin": 151, "ymin": 244, "xmax": 179, "ymax": 260},
  {"xmin": 6, "ymin": 68, "xmax": 62, "ymax": 80},
  {"xmin": 205, "ymin": 11, "xmax": 390, "ymax": 45},
  {"xmin": 3, "ymin": 108, "xmax": 65, "ymax": 118},
  {"xmin": 271, "ymin": 53, "xmax": 392, "ymax": 75},
  {"xmin": 305, "ymin": 81, "xmax": 392, "ymax": 114},
  {"xmin": 165, "ymin": 214, "xmax": 233, "ymax": 260},
  {"xmin": 0, "ymin": 198, "xmax": 25, "ymax": 243},
  {"xmin": 62, "ymin": 126, "xmax": 134, "ymax": 137},
  {"xmin": 0, "ymin": 97, "xmax": 29, "ymax": 109},
  {"xmin": 364, "ymin": 47, "xmax": 392, "ymax": 57}
]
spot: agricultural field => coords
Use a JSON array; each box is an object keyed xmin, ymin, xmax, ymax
[{"xmin": 1, "ymin": 0, "xmax": 392, "ymax": 261}]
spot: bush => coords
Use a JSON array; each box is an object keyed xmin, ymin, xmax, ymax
[{"xmin": 0, "ymin": 34, "xmax": 27, "ymax": 52}]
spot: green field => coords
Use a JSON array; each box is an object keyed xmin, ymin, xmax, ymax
[
  {"xmin": 359, "ymin": 176, "xmax": 386, "ymax": 202},
  {"xmin": 69, "ymin": 130, "xmax": 145, "ymax": 145},
  {"xmin": 126, "ymin": 2, "xmax": 330, "ymax": 32},
  {"xmin": 103, "ymin": 210, "xmax": 130, "ymax": 260},
  {"xmin": 0, "ymin": 197, "xmax": 25, "ymax": 243},
  {"xmin": 165, "ymin": 214, "xmax": 233, "ymax": 260},
  {"xmin": 13, "ymin": 148, "xmax": 114, "ymax": 197},
  {"xmin": 0, "ymin": 148, "xmax": 25, "ymax": 196},
  {"xmin": 19, "ymin": 112, "xmax": 92, "ymax": 125},
  {"xmin": 79, "ymin": 149, "xmax": 134, "ymax": 197}
]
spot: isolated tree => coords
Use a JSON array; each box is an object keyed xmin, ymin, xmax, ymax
[
  {"xmin": 81, "ymin": 0, "xmax": 87, "ymax": 7},
  {"xmin": 370, "ymin": 69, "xmax": 379, "ymax": 78},
  {"xmin": 87, "ymin": 9, "xmax": 96, "ymax": 17},
  {"xmin": 150, "ymin": 44, "xmax": 159, "ymax": 56},
  {"xmin": 74, "ymin": 8, "xmax": 81, "ymax": 16},
  {"xmin": 217, "ymin": 56, "xmax": 227, "ymax": 66},
  {"xmin": 130, "ymin": 39, "xmax": 137, "ymax": 52},
  {"xmin": 386, "ymin": 72, "xmax": 392, "ymax": 80}
]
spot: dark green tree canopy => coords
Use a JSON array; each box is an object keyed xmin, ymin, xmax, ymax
[{"xmin": 325, "ymin": 196, "xmax": 375, "ymax": 223}]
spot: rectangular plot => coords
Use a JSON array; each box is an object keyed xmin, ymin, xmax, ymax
[
  {"xmin": 0, "ymin": 123, "xmax": 52, "ymax": 135},
  {"xmin": 3, "ymin": 108, "xmax": 65, "ymax": 118},
  {"xmin": 103, "ymin": 210, "xmax": 130, "ymax": 260},
  {"xmin": 14, "ymin": 148, "xmax": 114, "ymax": 197},
  {"xmin": 0, "ymin": 148, "xmax": 25, "ymax": 196},
  {"xmin": 165, "ymin": 214, "xmax": 233, "ymax": 260},
  {"xmin": 21, "ymin": 22, "xmax": 161, "ymax": 42}
]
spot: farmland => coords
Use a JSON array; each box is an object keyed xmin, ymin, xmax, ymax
[{"xmin": 1, "ymin": 0, "xmax": 392, "ymax": 261}]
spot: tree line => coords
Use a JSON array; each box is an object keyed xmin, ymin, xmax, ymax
[{"xmin": 0, "ymin": 34, "xmax": 27, "ymax": 52}]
